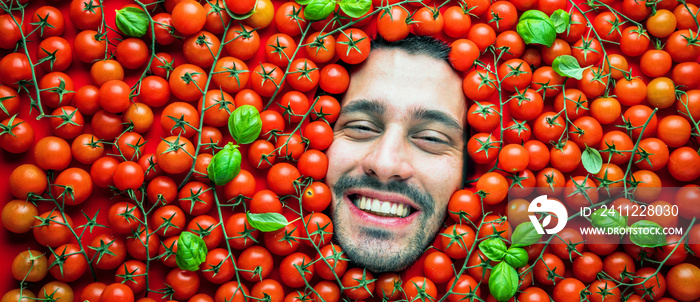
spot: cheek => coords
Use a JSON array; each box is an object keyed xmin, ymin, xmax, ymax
[
  {"xmin": 416, "ymin": 155, "xmax": 463, "ymax": 207},
  {"xmin": 324, "ymin": 139, "xmax": 364, "ymax": 187}
]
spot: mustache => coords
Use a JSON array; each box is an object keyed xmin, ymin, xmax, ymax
[{"xmin": 332, "ymin": 174, "xmax": 435, "ymax": 217}]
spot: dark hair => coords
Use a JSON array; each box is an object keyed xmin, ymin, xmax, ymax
[
  {"xmin": 370, "ymin": 34, "xmax": 451, "ymax": 62},
  {"xmin": 350, "ymin": 34, "xmax": 471, "ymax": 187}
]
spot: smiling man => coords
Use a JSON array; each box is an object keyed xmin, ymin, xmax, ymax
[{"xmin": 325, "ymin": 35, "xmax": 467, "ymax": 272}]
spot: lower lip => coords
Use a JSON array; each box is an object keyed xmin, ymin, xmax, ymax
[{"xmin": 344, "ymin": 195, "xmax": 419, "ymax": 227}]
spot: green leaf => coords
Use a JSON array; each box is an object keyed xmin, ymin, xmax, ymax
[
  {"xmin": 511, "ymin": 222, "xmax": 543, "ymax": 248},
  {"xmin": 552, "ymin": 55, "xmax": 588, "ymax": 80},
  {"xmin": 629, "ymin": 220, "xmax": 667, "ymax": 248},
  {"xmin": 246, "ymin": 211, "xmax": 288, "ymax": 232},
  {"xmin": 296, "ymin": 0, "xmax": 313, "ymax": 4},
  {"xmin": 504, "ymin": 248, "xmax": 529, "ymax": 268},
  {"xmin": 304, "ymin": 0, "xmax": 336, "ymax": 21},
  {"xmin": 115, "ymin": 7, "xmax": 150, "ymax": 38},
  {"xmin": 582, "ymin": 146, "xmax": 603, "ymax": 174},
  {"xmin": 207, "ymin": 142, "xmax": 242, "ymax": 186},
  {"xmin": 338, "ymin": 0, "xmax": 371, "ymax": 18},
  {"xmin": 550, "ymin": 9, "xmax": 570, "ymax": 34},
  {"xmin": 479, "ymin": 238, "xmax": 508, "ymax": 261},
  {"xmin": 489, "ymin": 262, "xmax": 519, "ymax": 302},
  {"xmin": 176, "ymin": 232, "xmax": 208, "ymax": 271},
  {"xmin": 516, "ymin": 10, "xmax": 556, "ymax": 47},
  {"xmin": 591, "ymin": 207, "xmax": 627, "ymax": 229},
  {"xmin": 228, "ymin": 105, "xmax": 262, "ymax": 145}
]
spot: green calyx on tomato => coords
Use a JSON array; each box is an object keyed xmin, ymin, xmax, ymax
[
  {"xmin": 229, "ymin": 105, "xmax": 262, "ymax": 145},
  {"xmin": 246, "ymin": 211, "xmax": 289, "ymax": 232},
  {"xmin": 115, "ymin": 7, "xmax": 150, "ymax": 38},
  {"xmin": 207, "ymin": 142, "xmax": 242, "ymax": 186},
  {"xmin": 516, "ymin": 10, "xmax": 556, "ymax": 47},
  {"xmin": 175, "ymin": 231, "xmax": 208, "ymax": 271}
]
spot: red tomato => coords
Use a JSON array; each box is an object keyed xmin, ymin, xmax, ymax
[
  {"xmin": 319, "ymin": 64, "xmax": 349, "ymax": 94},
  {"xmin": 534, "ymin": 253, "xmax": 565, "ymax": 286},
  {"xmin": 342, "ymin": 268, "xmax": 375, "ymax": 300},
  {"xmin": 553, "ymin": 278, "xmax": 588, "ymax": 302},
  {"xmin": 33, "ymin": 210, "xmax": 74, "ymax": 248},
  {"xmin": 305, "ymin": 32, "xmax": 336, "ymax": 64},
  {"xmin": 377, "ymin": 6, "xmax": 410, "ymax": 42},
  {"xmin": 280, "ymin": 252, "xmax": 315, "ymax": 288},
  {"xmin": 403, "ymin": 276, "xmax": 437, "ymax": 302},
  {"xmin": 440, "ymin": 223, "xmax": 476, "ymax": 259},
  {"xmin": 100, "ymin": 283, "xmax": 134, "ymax": 302},
  {"xmin": 412, "ymin": 7, "xmax": 444, "ymax": 36}
]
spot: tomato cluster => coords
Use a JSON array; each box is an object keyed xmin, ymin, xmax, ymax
[{"xmin": 1, "ymin": 0, "xmax": 700, "ymax": 302}]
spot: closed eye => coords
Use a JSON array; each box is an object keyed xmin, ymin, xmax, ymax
[
  {"xmin": 342, "ymin": 121, "xmax": 380, "ymax": 140},
  {"xmin": 417, "ymin": 136, "xmax": 448, "ymax": 144},
  {"xmin": 347, "ymin": 124, "xmax": 375, "ymax": 132}
]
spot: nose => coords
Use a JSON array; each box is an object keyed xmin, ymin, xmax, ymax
[{"xmin": 362, "ymin": 126, "xmax": 414, "ymax": 183}]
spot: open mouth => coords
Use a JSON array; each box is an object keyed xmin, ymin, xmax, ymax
[{"xmin": 348, "ymin": 194, "xmax": 416, "ymax": 218}]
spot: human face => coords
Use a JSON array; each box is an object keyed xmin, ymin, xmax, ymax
[{"xmin": 325, "ymin": 48, "xmax": 467, "ymax": 272}]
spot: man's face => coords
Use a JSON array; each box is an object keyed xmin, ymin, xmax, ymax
[{"xmin": 325, "ymin": 48, "xmax": 467, "ymax": 272}]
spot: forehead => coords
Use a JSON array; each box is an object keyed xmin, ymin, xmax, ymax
[{"xmin": 341, "ymin": 48, "xmax": 467, "ymax": 122}]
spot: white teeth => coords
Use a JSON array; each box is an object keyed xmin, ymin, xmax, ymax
[
  {"xmin": 380, "ymin": 202, "xmax": 391, "ymax": 213},
  {"xmin": 352, "ymin": 195, "xmax": 413, "ymax": 218},
  {"xmin": 371, "ymin": 199, "xmax": 381, "ymax": 212}
]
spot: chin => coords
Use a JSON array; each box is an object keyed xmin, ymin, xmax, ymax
[
  {"xmin": 333, "ymin": 228, "xmax": 424, "ymax": 273},
  {"xmin": 331, "ymin": 205, "xmax": 442, "ymax": 273}
]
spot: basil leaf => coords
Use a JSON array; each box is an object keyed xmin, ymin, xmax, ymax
[
  {"xmin": 247, "ymin": 211, "xmax": 288, "ymax": 232},
  {"xmin": 582, "ymin": 146, "xmax": 603, "ymax": 174},
  {"xmin": 591, "ymin": 208, "xmax": 627, "ymax": 229},
  {"xmin": 552, "ymin": 55, "xmax": 588, "ymax": 80},
  {"xmin": 228, "ymin": 105, "xmax": 262, "ymax": 144},
  {"xmin": 296, "ymin": 0, "xmax": 313, "ymax": 4},
  {"xmin": 176, "ymin": 232, "xmax": 208, "ymax": 271},
  {"xmin": 511, "ymin": 222, "xmax": 543, "ymax": 248},
  {"xmin": 207, "ymin": 142, "xmax": 242, "ymax": 186},
  {"xmin": 489, "ymin": 262, "xmax": 519, "ymax": 302},
  {"xmin": 115, "ymin": 7, "xmax": 150, "ymax": 38},
  {"xmin": 550, "ymin": 9, "xmax": 570, "ymax": 34},
  {"xmin": 338, "ymin": 0, "xmax": 371, "ymax": 18},
  {"xmin": 479, "ymin": 238, "xmax": 508, "ymax": 261},
  {"xmin": 504, "ymin": 248, "xmax": 529, "ymax": 268},
  {"xmin": 516, "ymin": 10, "xmax": 556, "ymax": 47},
  {"xmin": 629, "ymin": 220, "xmax": 667, "ymax": 248},
  {"xmin": 304, "ymin": 0, "xmax": 336, "ymax": 21}
]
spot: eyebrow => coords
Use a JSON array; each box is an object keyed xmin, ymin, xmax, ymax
[
  {"xmin": 411, "ymin": 107, "xmax": 465, "ymax": 139},
  {"xmin": 340, "ymin": 99, "xmax": 386, "ymax": 116}
]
